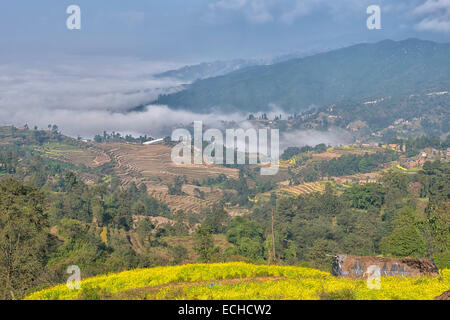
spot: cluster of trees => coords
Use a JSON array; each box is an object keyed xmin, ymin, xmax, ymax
[
  {"xmin": 192, "ymin": 161, "xmax": 449, "ymax": 272},
  {"xmin": 50, "ymin": 173, "xmax": 171, "ymax": 230},
  {"xmin": 281, "ymin": 144, "xmax": 328, "ymax": 161},
  {"xmin": 343, "ymin": 183, "xmax": 386, "ymax": 209},
  {"xmin": 247, "ymin": 113, "xmax": 269, "ymax": 121},
  {"xmin": 194, "ymin": 169, "xmax": 276, "ymax": 207},
  {"xmin": 167, "ymin": 176, "xmax": 187, "ymax": 196},
  {"xmin": 93, "ymin": 131, "xmax": 152, "ymax": 144},
  {"xmin": 290, "ymin": 151, "xmax": 398, "ymax": 183},
  {"xmin": 0, "ymin": 148, "xmax": 18, "ymax": 174},
  {"xmin": 0, "ymin": 175, "xmax": 177, "ymax": 299},
  {"xmin": 319, "ymin": 151, "xmax": 398, "ymax": 177},
  {"xmin": 0, "ymin": 125, "xmax": 65, "ymax": 146},
  {"xmin": 0, "ymin": 144, "xmax": 80, "ymax": 188},
  {"xmin": 0, "ymin": 179, "xmax": 49, "ymax": 299}
]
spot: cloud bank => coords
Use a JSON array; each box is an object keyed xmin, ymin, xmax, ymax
[
  {"xmin": 0, "ymin": 57, "xmax": 248, "ymax": 138},
  {"xmin": 414, "ymin": 0, "xmax": 450, "ymax": 32},
  {"xmin": 0, "ymin": 55, "xmax": 353, "ymax": 150}
]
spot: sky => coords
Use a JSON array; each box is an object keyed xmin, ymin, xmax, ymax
[
  {"xmin": 1, "ymin": 0, "xmax": 450, "ymax": 61},
  {"xmin": 0, "ymin": 0, "xmax": 449, "ymax": 138}
]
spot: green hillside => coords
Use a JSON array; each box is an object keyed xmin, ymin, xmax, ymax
[{"xmin": 156, "ymin": 39, "xmax": 450, "ymax": 113}]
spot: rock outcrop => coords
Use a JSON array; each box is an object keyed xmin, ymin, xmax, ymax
[{"xmin": 331, "ymin": 255, "xmax": 439, "ymax": 279}]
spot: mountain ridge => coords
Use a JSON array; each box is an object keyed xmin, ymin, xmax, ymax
[{"xmin": 155, "ymin": 38, "xmax": 450, "ymax": 114}]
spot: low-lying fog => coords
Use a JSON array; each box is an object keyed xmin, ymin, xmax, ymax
[{"xmin": 0, "ymin": 56, "xmax": 352, "ymax": 148}]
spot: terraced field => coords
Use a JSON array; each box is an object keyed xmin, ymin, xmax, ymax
[
  {"xmin": 151, "ymin": 189, "xmax": 215, "ymax": 213},
  {"xmin": 100, "ymin": 143, "xmax": 239, "ymax": 213},
  {"xmin": 311, "ymin": 147, "xmax": 379, "ymax": 161},
  {"xmin": 278, "ymin": 182, "xmax": 326, "ymax": 196},
  {"xmin": 34, "ymin": 142, "xmax": 111, "ymax": 168},
  {"xmin": 103, "ymin": 143, "xmax": 238, "ymax": 185}
]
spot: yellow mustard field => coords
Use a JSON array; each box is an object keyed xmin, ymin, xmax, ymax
[{"xmin": 24, "ymin": 263, "xmax": 450, "ymax": 300}]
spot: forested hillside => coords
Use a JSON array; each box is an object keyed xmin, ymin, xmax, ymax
[{"xmin": 156, "ymin": 39, "xmax": 450, "ymax": 114}]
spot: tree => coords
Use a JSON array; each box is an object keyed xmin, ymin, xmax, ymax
[
  {"xmin": 63, "ymin": 171, "xmax": 78, "ymax": 192},
  {"xmin": 167, "ymin": 176, "xmax": 185, "ymax": 195},
  {"xmin": 380, "ymin": 207, "xmax": 426, "ymax": 258},
  {"xmin": 226, "ymin": 217, "xmax": 264, "ymax": 260},
  {"xmin": 305, "ymin": 239, "xmax": 339, "ymax": 272},
  {"xmin": 426, "ymin": 204, "xmax": 450, "ymax": 268},
  {"xmin": 0, "ymin": 179, "xmax": 49, "ymax": 299},
  {"xmin": 136, "ymin": 219, "xmax": 155, "ymax": 246},
  {"xmin": 226, "ymin": 217, "xmax": 262, "ymax": 245},
  {"xmin": 281, "ymin": 147, "xmax": 301, "ymax": 161},
  {"xmin": 203, "ymin": 205, "xmax": 230, "ymax": 234},
  {"xmin": 114, "ymin": 191, "xmax": 133, "ymax": 230},
  {"xmin": 92, "ymin": 199, "xmax": 106, "ymax": 226},
  {"xmin": 344, "ymin": 183, "xmax": 386, "ymax": 209},
  {"xmin": 193, "ymin": 225, "xmax": 220, "ymax": 263}
]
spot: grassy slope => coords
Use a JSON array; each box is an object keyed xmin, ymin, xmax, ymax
[{"xmin": 25, "ymin": 263, "xmax": 449, "ymax": 300}]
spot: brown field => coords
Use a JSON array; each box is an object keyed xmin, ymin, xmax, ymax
[
  {"xmin": 99, "ymin": 143, "xmax": 240, "ymax": 213},
  {"xmin": 102, "ymin": 143, "xmax": 238, "ymax": 184}
]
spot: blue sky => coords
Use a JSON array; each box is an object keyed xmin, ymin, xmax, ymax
[{"xmin": 1, "ymin": 0, "xmax": 450, "ymax": 62}]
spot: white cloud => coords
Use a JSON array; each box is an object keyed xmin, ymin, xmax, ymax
[
  {"xmin": 0, "ymin": 57, "xmax": 183, "ymax": 113},
  {"xmin": 416, "ymin": 18, "xmax": 450, "ymax": 32},
  {"xmin": 210, "ymin": 0, "xmax": 274, "ymax": 23},
  {"xmin": 0, "ymin": 57, "xmax": 248, "ymax": 138},
  {"xmin": 414, "ymin": 0, "xmax": 450, "ymax": 32},
  {"xmin": 414, "ymin": 0, "xmax": 450, "ymax": 14},
  {"xmin": 208, "ymin": 0, "xmax": 377, "ymax": 24},
  {"xmin": 281, "ymin": 128, "xmax": 353, "ymax": 150},
  {"xmin": 2, "ymin": 104, "xmax": 244, "ymax": 139}
]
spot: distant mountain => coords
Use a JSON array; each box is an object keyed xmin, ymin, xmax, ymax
[
  {"xmin": 154, "ymin": 51, "xmax": 316, "ymax": 82},
  {"xmin": 154, "ymin": 59, "xmax": 264, "ymax": 82},
  {"xmin": 155, "ymin": 39, "xmax": 450, "ymax": 114}
]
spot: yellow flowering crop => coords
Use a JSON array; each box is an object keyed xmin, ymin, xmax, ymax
[{"xmin": 24, "ymin": 263, "xmax": 449, "ymax": 300}]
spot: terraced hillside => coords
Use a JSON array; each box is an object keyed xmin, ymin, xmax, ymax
[
  {"xmin": 150, "ymin": 188, "xmax": 217, "ymax": 213},
  {"xmin": 311, "ymin": 147, "xmax": 379, "ymax": 161},
  {"xmin": 278, "ymin": 182, "xmax": 326, "ymax": 197},
  {"xmin": 101, "ymin": 143, "xmax": 239, "ymax": 213},
  {"xmin": 39, "ymin": 143, "xmax": 110, "ymax": 168},
  {"xmin": 103, "ymin": 143, "xmax": 238, "ymax": 183}
]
